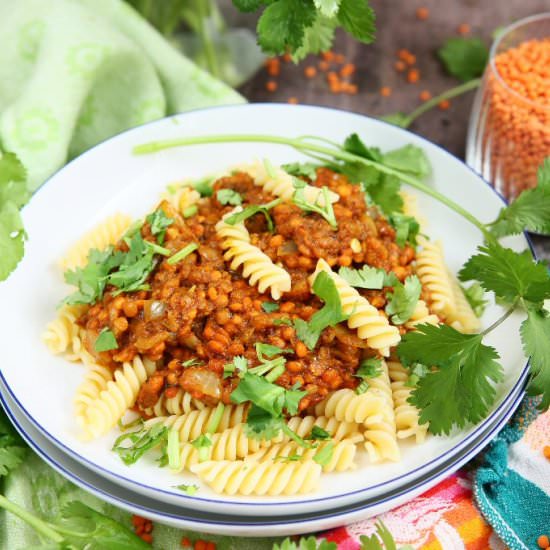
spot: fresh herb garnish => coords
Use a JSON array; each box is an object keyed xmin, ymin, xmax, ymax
[
  {"xmin": 262, "ymin": 301, "xmax": 280, "ymax": 313},
  {"xmin": 354, "ymin": 357, "xmax": 383, "ymax": 394},
  {"xmin": 112, "ymin": 423, "xmax": 168, "ymax": 465},
  {"xmin": 283, "ymin": 162, "xmax": 319, "ymax": 180},
  {"xmin": 166, "ymin": 428, "xmax": 181, "ymax": 470},
  {"xmin": 404, "ymin": 363, "xmax": 430, "ymax": 387},
  {"xmin": 255, "ymin": 342, "xmax": 292, "ymax": 360},
  {"xmin": 385, "ymin": 275, "xmax": 421, "ymax": 325},
  {"xmin": 273, "ymin": 318, "xmax": 293, "ymax": 326},
  {"xmin": 223, "ymin": 355, "xmax": 249, "ymax": 379},
  {"xmin": 338, "ymin": 265, "xmax": 397, "ymax": 290},
  {"xmin": 145, "ymin": 209, "xmax": 173, "ymax": 244},
  {"xmin": 462, "ymin": 282, "xmax": 488, "ymax": 318},
  {"xmin": 307, "ymin": 425, "xmax": 331, "ymax": 441},
  {"xmin": 225, "ymin": 198, "xmax": 282, "ymax": 232},
  {"xmin": 205, "ymin": 402, "xmax": 225, "ymax": 434},
  {"xmin": 216, "ymin": 188, "xmax": 243, "ymax": 206},
  {"xmin": 94, "ymin": 327, "xmax": 118, "ymax": 352},
  {"xmin": 438, "ymin": 37, "xmax": 489, "ymax": 82},
  {"xmin": 182, "ymin": 204, "xmax": 198, "ymax": 218},
  {"xmin": 313, "ymin": 442, "xmax": 334, "ymax": 466},
  {"xmin": 0, "ymin": 411, "xmax": 27, "ymax": 477},
  {"xmin": 191, "ymin": 434, "xmax": 212, "ymax": 462},
  {"xmin": 274, "ymin": 453, "xmax": 303, "ymax": 462},
  {"xmin": 174, "ymin": 483, "xmax": 199, "ymax": 496},
  {"xmin": 389, "ymin": 214, "xmax": 420, "ymax": 247},
  {"xmin": 193, "ymin": 177, "xmax": 214, "ymax": 197},
  {"xmin": 292, "ymin": 179, "xmax": 337, "ymax": 229},
  {"xmin": 167, "ymin": 242, "xmax": 199, "ymax": 265}
]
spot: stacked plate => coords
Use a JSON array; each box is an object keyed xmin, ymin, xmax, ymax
[{"xmin": 0, "ymin": 105, "xmax": 531, "ymax": 536}]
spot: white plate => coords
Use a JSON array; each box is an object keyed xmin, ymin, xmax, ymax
[
  {"xmin": 0, "ymin": 377, "xmax": 525, "ymax": 537},
  {"xmin": 0, "ymin": 104, "xmax": 532, "ymax": 516}
]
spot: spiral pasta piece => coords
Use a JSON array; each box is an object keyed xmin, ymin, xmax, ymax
[
  {"xmin": 60, "ymin": 213, "xmax": 132, "ymax": 271},
  {"xmin": 309, "ymin": 259, "xmax": 400, "ymax": 355},
  {"xmin": 74, "ymin": 362, "xmax": 114, "ymax": 425},
  {"xmin": 315, "ymin": 389, "xmax": 387, "ymax": 425},
  {"xmin": 415, "ymin": 239, "xmax": 456, "ymax": 318},
  {"xmin": 162, "ymin": 184, "xmax": 201, "ymax": 216},
  {"xmin": 235, "ymin": 160, "xmax": 339, "ymax": 205},
  {"xmin": 42, "ymin": 305, "xmax": 88, "ymax": 361},
  {"xmin": 143, "ymin": 389, "xmax": 206, "ymax": 417},
  {"xmin": 144, "ymin": 404, "xmax": 249, "ymax": 443},
  {"xmin": 405, "ymin": 299, "xmax": 439, "ymax": 330},
  {"xmin": 400, "ymin": 191, "xmax": 427, "ymax": 232},
  {"xmin": 81, "ymin": 356, "xmax": 157, "ymax": 439},
  {"xmin": 216, "ymin": 207, "xmax": 291, "ymax": 299},
  {"xmin": 191, "ymin": 459, "xmax": 322, "ymax": 495},
  {"xmin": 248, "ymin": 439, "xmax": 358, "ymax": 473},
  {"xmin": 446, "ymin": 275, "xmax": 481, "ymax": 334},
  {"xmin": 387, "ymin": 361, "xmax": 428, "ymax": 444},
  {"xmin": 362, "ymin": 361, "xmax": 400, "ymax": 462}
]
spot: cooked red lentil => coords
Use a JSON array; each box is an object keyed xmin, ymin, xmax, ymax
[{"xmin": 78, "ymin": 168, "xmax": 417, "ymax": 413}]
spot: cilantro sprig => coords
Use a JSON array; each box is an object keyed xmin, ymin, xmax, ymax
[
  {"xmin": 385, "ymin": 276, "xmax": 421, "ymax": 325},
  {"xmin": 225, "ymin": 198, "xmax": 282, "ymax": 232},
  {"xmin": 292, "ymin": 179, "xmax": 337, "ymax": 229}
]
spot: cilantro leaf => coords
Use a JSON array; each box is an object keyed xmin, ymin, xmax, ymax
[
  {"xmin": 216, "ymin": 188, "xmax": 243, "ymax": 206},
  {"xmin": 338, "ymin": 265, "xmax": 389, "ymax": 289},
  {"xmin": 94, "ymin": 328, "xmax": 118, "ymax": 352},
  {"xmin": 363, "ymin": 175, "xmax": 404, "ymax": 216},
  {"xmin": 382, "ymin": 144, "xmax": 431, "ymax": 179},
  {"xmin": 0, "ymin": 446, "xmax": 26, "ymax": 477},
  {"xmin": 313, "ymin": 441, "xmax": 334, "ymax": 466},
  {"xmin": 59, "ymin": 501, "xmax": 150, "ymax": 549},
  {"xmin": 437, "ymin": 37, "xmax": 489, "ymax": 81},
  {"xmin": 354, "ymin": 357, "xmax": 382, "ymax": 394},
  {"xmin": 398, "ymin": 324, "xmax": 503, "ymax": 434},
  {"xmin": 521, "ymin": 307, "xmax": 550, "ymax": 409},
  {"xmin": 385, "ymin": 275, "xmax": 421, "ymax": 324},
  {"xmin": 145, "ymin": 209, "xmax": 173, "ymax": 244},
  {"xmin": 388, "ymin": 213, "xmax": 420, "ymax": 247},
  {"xmin": 231, "ymin": 372, "xmax": 287, "ymax": 416},
  {"xmin": 282, "ymin": 162, "xmax": 318, "ymax": 180},
  {"xmin": 404, "ymin": 362, "xmax": 430, "ymax": 387},
  {"xmin": 225, "ymin": 198, "xmax": 281, "ymax": 232},
  {"xmin": 336, "ymin": 0, "xmax": 376, "ymax": 43},
  {"xmin": 313, "ymin": 0, "xmax": 341, "ymax": 17},
  {"xmin": 292, "ymin": 180, "xmax": 337, "ymax": 229},
  {"xmin": 462, "ymin": 282, "xmax": 487, "ymax": 317},
  {"xmin": 255, "ymin": 342, "xmax": 292, "ymax": 360},
  {"xmin": 293, "ymin": 318, "xmax": 320, "ymax": 350},
  {"xmin": 343, "ymin": 133, "xmax": 383, "ymax": 162},
  {"xmin": 0, "ymin": 202, "xmax": 26, "ymax": 281},
  {"xmin": 112, "ymin": 423, "xmax": 168, "ymax": 465},
  {"xmin": 261, "ymin": 301, "xmax": 280, "ymax": 313},
  {"xmin": 379, "ymin": 112, "xmax": 411, "ymax": 128},
  {"xmin": 174, "ymin": 484, "xmax": 199, "ymax": 496},
  {"xmin": 307, "ymin": 426, "xmax": 331, "ymax": 440},
  {"xmin": 293, "ymin": 14, "xmax": 337, "ymax": 62},
  {"xmin": 231, "ymin": 0, "xmax": 263, "ymax": 12},
  {"xmin": 256, "ymin": 0, "xmax": 317, "ymax": 55},
  {"xmin": 489, "ymin": 157, "xmax": 550, "ymax": 237},
  {"xmin": 192, "ymin": 177, "xmax": 214, "ymax": 197},
  {"xmin": 244, "ymin": 404, "xmax": 285, "ymax": 440},
  {"xmin": 224, "ymin": 355, "xmax": 248, "ymax": 378},
  {"xmin": 459, "ymin": 242, "xmax": 550, "ymax": 305}
]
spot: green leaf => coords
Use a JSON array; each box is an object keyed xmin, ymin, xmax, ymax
[
  {"xmin": 385, "ymin": 275, "xmax": 421, "ymax": 324},
  {"xmin": 192, "ymin": 177, "xmax": 214, "ymax": 197},
  {"xmin": 379, "ymin": 112, "xmax": 411, "ymax": 128},
  {"xmin": 0, "ymin": 446, "xmax": 26, "ymax": 477},
  {"xmin": 231, "ymin": 0, "xmax": 263, "ymax": 12},
  {"xmin": 313, "ymin": 441, "xmax": 334, "ymax": 466},
  {"xmin": 364, "ymin": 175, "xmax": 404, "ymax": 216},
  {"xmin": 293, "ymin": 14, "xmax": 337, "ymax": 62},
  {"xmin": 261, "ymin": 301, "xmax": 280, "ymax": 313},
  {"xmin": 94, "ymin": 328, "xmax": 118, "ymax": 352},
  {"xmin": 459, "ymin": 242, "xmax": 550, "ymax": 305},
  {"xmin": 338, "ymin": 265, "xmax": 390, "ymax": 289},
  {"xmin": 59, "ymin": 501, "xmax": 150, "ymax": 549},
  {"xmin": 356, "ymin": 357, "xmax": 382, "ymax": 380},
  {"xmin": 256, "ymin": 0, "xmax": 317, "ymax": 55},
  {"xmin": 292, "ymin": 180, "xmax": 337, "ymax": 229},
  {"xmin": 231, "ymin": 372, "xmax": 287, "ymax": 416},
  {"xmin": 174, "ymin": 483, "xmax": 199, "ymax": 495},
  {"xmin": 389, "ymin": 213, "xmax": 420, "ymax": 247},
  {"xmin": 337, "ymin": 0, "xmax": 375, "ymax": 43},
  {"xmin": 437, "ymin": 37, "xmax": 489, "ymax": 81},
  {"xmin": 462, "ymin": 282, "xmax": 488, "ymax": 317},
  {"xmin": 282, "ymin": 162, "xmax": 318, "ymax": 180},
  {"xmin": 255, "ymin": 342, "xmax": 292, "ymax": 360},
  {"xmin": 398, "ymin": 324, "xmax": 503, "ymax": 434},
  {"xmin": 343, "ymin": 133, "xmax": 383, "ymax": 162},
  {"xmin": 521, "ymin": 307, "xmax": 550, "ymax": 409},
  {"xmin": 0, "ymin": 201, "xmax": 25, "ymax": 282},
  {"xmin": 313, "ymin": 0, "xmax": 341, "ymax": 17},
  {"xmin": 225, "ymin": 198, "xmax": 281, "ymax": 232},
  {"xmin": 0, "ymin": 151, "xmax": 27, "ymax": 187},
  {"xmin": 224, "ymin": 355, "xmax": 249, "ymax": 378},
  {"xmin": 489, "ymin": 157, "xmax": 550, "ymax": 237},
  {"xmin": 244, "ymin": 404, "xmax": 285, "ymax": 440},
  {"xmin": 216, "ymin": 188, "xmax": 243, "ymax": 206},
  {"xmin": 382, "ymin": 144, "xmax": 431, "ymax": 179},
  {"xmin": 307, "ymin": 426, "xmax": 331, "ymax": 440},
  {"xmin": 145, "ymin": 209, "xmax": 173, "ymax": 244},
  {"xmin": 112, "ymin": 423, "xmax": 168, "ymax": 465}
]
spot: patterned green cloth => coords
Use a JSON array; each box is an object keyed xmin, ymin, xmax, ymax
[{"xmin": 0, "ymin": 0, "xmax": 244, "ymax": 191}]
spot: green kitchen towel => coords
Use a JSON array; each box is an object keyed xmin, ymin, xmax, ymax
[{"xmin": 0, "ymin": 0, "xmax": 244, "ymax": 192}]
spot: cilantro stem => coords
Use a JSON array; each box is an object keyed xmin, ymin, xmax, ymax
[
  {"xmin": 398, "ymin": 79, "xmax": 481, "ymax": 128},
  {"xmin": 134, "ymin": 133, "xmax": 493, "ymax": 241},
  {"xmin": 481, "ymin": 300, "xmax": 518, "ymax": 337},
  {"xmin": 0, "ymin": 494, "xmax": 64, "ymax": 543},
  {"xmin": 167, "ymin": 242, "xmax": 199, "ymax": 265}
]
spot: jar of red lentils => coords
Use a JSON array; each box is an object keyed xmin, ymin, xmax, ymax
[{"xmin": 466, "ymin": 13, "xmax": 550, "ymax": 200}]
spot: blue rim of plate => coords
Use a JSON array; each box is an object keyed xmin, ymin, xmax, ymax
[
  {"xmin": 0, "ymin": 379, "xmax": 526, "ymax": 527},
  {"xmin": 0, "ymin": 103, "xmax": 535, "ymax": 508}
]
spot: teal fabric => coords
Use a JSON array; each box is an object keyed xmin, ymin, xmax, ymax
[
  {"xmin": 474, "ymin": 398, "xmax": 550, "ymax": 550},
  {"xmin": 0, "ymin": 0, "xmax": 244, "ymax": 191}
]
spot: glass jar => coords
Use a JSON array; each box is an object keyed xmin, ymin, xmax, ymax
[{"xmin": 466, "ymin": 13, "xmax": 550, "ymax": 200}]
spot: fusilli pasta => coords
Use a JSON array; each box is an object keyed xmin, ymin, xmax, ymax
[
  {"xmin": 285, "ymin": 415, "xmax": 362, "ymax": 443},
  {"xmin": 235, "ymin": 160, "xmax": 339, "ymax": 205},
  {"xmin": 309, "ymin": 259, "xmax": 400, "ymax": 356},
  {"xmin": 314, "ymin": 389, "xmax": 388, "ymax": 425},
  {"xmin": 446, "ymin": 275, "xmax": 481, "ymax": 333},
  {"xmin": 60, "ymin": 213, "xmax": 132, "ymax": 271},
  {"xmin": 405, "ymin": 299, "xmax": 439, "ymax": 330},
  {"xmin": 387, "ymin": 361, "xmax": 428, "ymax": 443},
  {"xmin": 74, "ymin": 362, "xmax": 113, "ymax": 427},
  {"xmin": 42, "ymin": 305, "xmax": 88, "ymax": 361},
  {"xmin": 81, "ymin": 356, "xmax": 157, "ymax": 439},
  {"xmin": 162, "ymin": 184, "xmax": 201, "ymax": 216},
  {"xmin": 143, "ymin": 389, "xmax": 206, "ymax": 417},
  {"xmin": 216, "ymin": 207, "xmax": 291, "ymax": 299},
  {"xmin": 191, "ymin": 459, "xmax": 322, "ymax": 495}
]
